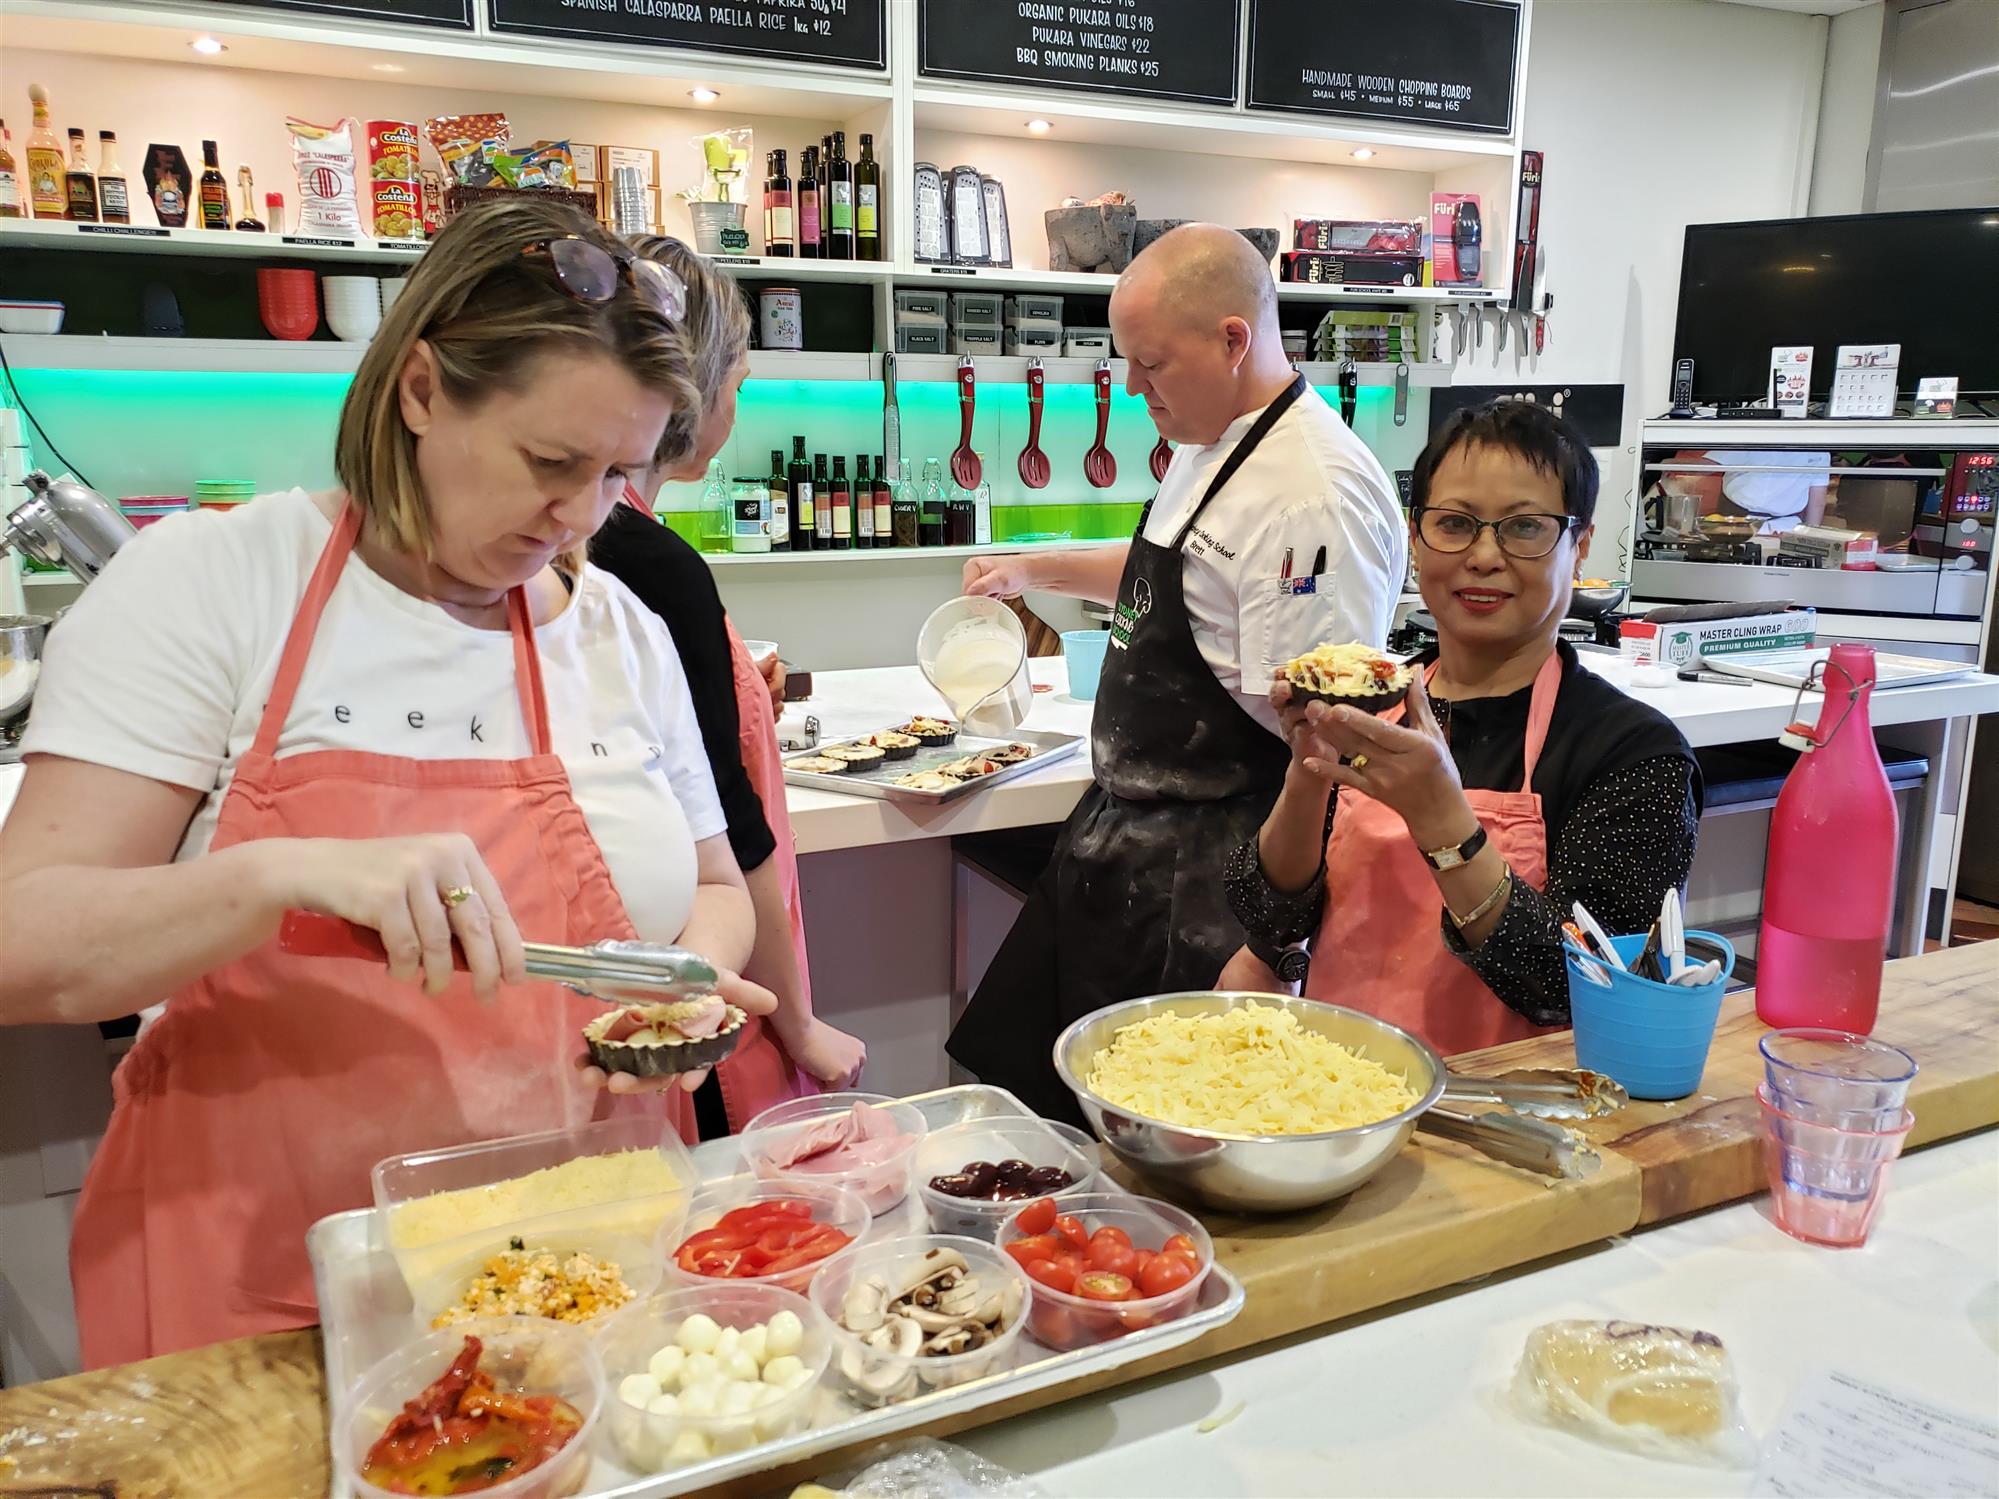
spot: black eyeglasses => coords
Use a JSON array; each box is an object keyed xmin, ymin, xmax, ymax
[
  {"xmin": 522, "ymin": 236, "xmax": 687, "ymax": 322},
  {"xmin": 1416, "ymin": 505, "xmax": 1577, "ymax": 560}
]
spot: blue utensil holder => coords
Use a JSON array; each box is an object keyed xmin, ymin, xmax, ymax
[{"xmin": 1565, "ymin": 930, "xmax": 1736, "ymax": 1100}]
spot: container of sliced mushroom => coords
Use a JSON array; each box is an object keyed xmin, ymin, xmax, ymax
[{"xmin": 809, "ymin": 1237, "xmax": 1031, "ymax": 1407}]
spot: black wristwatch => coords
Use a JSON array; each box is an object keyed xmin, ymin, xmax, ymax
[
  {"xmin": 1422, "ymin": 824, "xmax": 1489, "ymax": 871},
  {"xmin": 1246, "ymin": 935, "xmax": 1311, "ymax": 985}
]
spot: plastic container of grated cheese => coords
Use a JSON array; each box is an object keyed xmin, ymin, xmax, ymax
[{"xmin": 373, "ymin": 1115, "xmax": 694, "ymax": 1329}]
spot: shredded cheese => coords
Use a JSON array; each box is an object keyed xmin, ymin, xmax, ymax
[
  {"xmin": 1086, "ymin": 1003, "xmax": 1420, "ymax": 1135},
  {"xmin": 1281, "ymin": 641, "xmax": 1412, "ymax": 697},
  {"xmin": 389, "ymin": 1148, "xmax": 682, "ymax": 1250}
]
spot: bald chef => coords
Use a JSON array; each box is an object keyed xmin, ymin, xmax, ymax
[{"xmin": 947, "ymin": 223, "xmax": 1406, "ymax": 1122}]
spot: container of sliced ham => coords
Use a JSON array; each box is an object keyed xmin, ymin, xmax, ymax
[{"xmin": 741, "ymin": 1094, "xmax": 928, "ymax": 1215}]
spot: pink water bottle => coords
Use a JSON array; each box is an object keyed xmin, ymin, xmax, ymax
[{"xmin": 1757, "ymin": 643, "xmax": 1897, "ymax": 1033}]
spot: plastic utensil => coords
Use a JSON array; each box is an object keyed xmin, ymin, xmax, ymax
[
  {"xmin": 1061, "ymin": 628, "xmax": 1110, "ymax": 701},
  {"xmin": 1759, "ymin": 1029, "xmax": 1916, "ymax": 1128},
  {"xmin": 1017, "ymin": 357, "xmax": 1051, "ymax": 489},
  {"xmin": 1083, "ymin": 360, "xmax": 1117, "ymax": 489},
  {"xmin": 1758, "ymin": 643, "xmax": 1896, "ymax": 1033},
  {"xmin": 1758, "ymin": 1086, "xmax": 1912, "ymax": 1248},
  {"xmin": 1564, "ymin": 930, "xmax": 1735, "ymax": 1100},
  {"xmin": 950, "ymin": 355, "xmax": 982, "ymax": 489},
  {"xmin": 916, "ymin": 595, "xmax": 1030, "ymax": 735},
  {"xmin": 277, "ymin": 910, "xmax": 719, "ymax": 1002},
  {"xmin": 1148, "ymin": 435, "xmax": 1172, "ymax": 483}
]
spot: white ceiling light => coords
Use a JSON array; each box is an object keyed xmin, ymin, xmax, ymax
[
  {"xmin": 189, "ymin": 36, "xmax": 225, "ymax": 55},
  {"xmin": 1350, "ymin": 147, "xmax": 1376, "ymax": 161},
  {"xmin": 1025, "ymin": 119, "xmax": 1053, "ymax": 134},
  {"xmin": 689, "ymin": 87, "xmax": 720, "ymax": 103}
]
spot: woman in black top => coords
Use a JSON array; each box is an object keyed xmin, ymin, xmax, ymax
[
  {"xmin": 1221, "ymin": 400, "xmax": 1699, "ymax": 1049},
  {"xmin": 592, "ymin": 237, "xmax": 865, "ymax": 1128}
]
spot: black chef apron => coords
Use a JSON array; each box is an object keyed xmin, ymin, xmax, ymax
[{"xmin": 948, "ymin": 376, "xmax": 1306, "ymax": 1124}]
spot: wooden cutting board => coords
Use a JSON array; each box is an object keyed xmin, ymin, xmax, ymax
[{"xmin": 5, "ymin": 943, "xmax": 1993, "ymax": 1498}]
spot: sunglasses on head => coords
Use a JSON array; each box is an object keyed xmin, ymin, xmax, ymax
[{"xmin": 521, "ymin": 236, "xmax": 687, "ymax": 321}]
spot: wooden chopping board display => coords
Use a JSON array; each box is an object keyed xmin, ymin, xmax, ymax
[{"xmin": 5, "ymin": 943, "xmax": 1994, "ymax": 1498}]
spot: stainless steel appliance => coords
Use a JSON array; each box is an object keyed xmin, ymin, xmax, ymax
[{"xmin": 0, "ymin": 471, "xmax": 139, "ymax": 759}]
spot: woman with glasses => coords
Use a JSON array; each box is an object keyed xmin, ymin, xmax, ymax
[
  {"xmin": 0, "ymin": 200, "xmax": 776, "ymax": 1365},
  {"xmin": 590, "ymin": 235, "xmax": 867, "ymax": 1125},
  {"xmin": 1221, "ymin": 400, "xmax": 1700, "ymax": 1052}
]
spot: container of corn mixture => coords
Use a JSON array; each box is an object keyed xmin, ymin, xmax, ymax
[{"xmin": 372, "ymin": 1114, "xmax": 695, "ymax": 1327}]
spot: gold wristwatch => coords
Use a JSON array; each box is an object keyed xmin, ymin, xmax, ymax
[{"xmin": 1423, "ymin": 824, "xmax": 1488, "ymax": 871}]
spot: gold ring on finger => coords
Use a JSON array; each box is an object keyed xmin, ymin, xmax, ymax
[
  {"xmin": 441, "ymin": 885, "xmax": 475, "ymax": 907},
  {"xmin": 1350, "ymin": 753, "xmax": 1370, "ymax": 771}
]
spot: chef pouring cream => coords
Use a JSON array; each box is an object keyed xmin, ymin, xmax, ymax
[
  {"xmin": 947, "ymin": 224, "xmax": 1406, "ymax": 1123},
  {"xmin": 0, "ymin": 199, "xmax": 775, "ymax": 1366}
]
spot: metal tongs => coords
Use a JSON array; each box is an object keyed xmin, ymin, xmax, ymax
[
  {"xmin": 1415, "ymin": 1068, "xmax": 1628, "ymax": 1180},
  {"xmin": 278, "ymin": 911, "xmax": 718, "ymax": 1003},
  {"xmin": 1438, "ymin": 1069, "xmax": 1629, "ymax": 1120},
  {"xmin": 1418, "ymin": 1106, "xmax": 1602, "ymax": 1180}
]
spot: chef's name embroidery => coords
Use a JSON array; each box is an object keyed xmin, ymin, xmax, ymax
[{"xmin": 1188, "ymin": 525, "xmax": 1237, "ymax": 561}]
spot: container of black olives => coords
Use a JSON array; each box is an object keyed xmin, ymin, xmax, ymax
[{"xmin": 913, "ymin": 1116, "xmax": 1098, "ymax": 1241}]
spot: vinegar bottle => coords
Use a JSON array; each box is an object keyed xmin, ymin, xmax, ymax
[{"xmin": 1756, "ymin": 643, "xmax": 1897, "ymax": 1033}]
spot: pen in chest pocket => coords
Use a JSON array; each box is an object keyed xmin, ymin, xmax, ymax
[{"xmin": 1311, "ymin": 544, "xmax": 1327, "ymax": 577}]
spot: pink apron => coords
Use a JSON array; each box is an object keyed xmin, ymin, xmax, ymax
[
  {"xmin": 1309, "ymin": 653, "xmax": 1565, "ymax": 1056},
  {"xmin": 712, "ymin": 619, "xmax": 819, "ymax": 1126},
  {"xmin": 71, "ymin": 502, "xmax": 694, "ymax": 1367}
]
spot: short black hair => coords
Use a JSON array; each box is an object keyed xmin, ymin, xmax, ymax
[{"xmin": 1410, "ymin": 399, "xmax": 1599, "ymax": 528}]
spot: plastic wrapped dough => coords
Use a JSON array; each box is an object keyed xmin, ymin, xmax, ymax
[{"xmin": 1510, "ymin": 1320, "xmax": 1754, "ymax": 1468}]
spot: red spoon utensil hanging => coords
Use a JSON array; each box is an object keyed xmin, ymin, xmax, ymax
[
  {"xmin": 1148, "ymin": 435, "xmax": 1172, "ymax": 482},
  {"xmin": 1083, "ymin": 359, "xmax": 1117, "ymax": 489},
  {"xmin": 1017, "ymin": 357, "xmax": 1051, "ymax": 489},
  {"xmin": 950, "ymin": 354, "xmax": 982, "ymax": 489}
]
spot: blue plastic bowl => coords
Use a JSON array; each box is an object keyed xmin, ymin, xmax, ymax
[
  {"xmin": 1566, "ymin": 930, "xmax": 1736, "ymax": 1100},
  {"xmin": 1062, "ymin": 629, "xmax": 1110, "ymax": 701}
]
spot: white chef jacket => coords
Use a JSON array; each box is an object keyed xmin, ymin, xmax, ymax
[{"xmin": 1140, "ymin": 383, "xmax": 1406, "ymax": 732}]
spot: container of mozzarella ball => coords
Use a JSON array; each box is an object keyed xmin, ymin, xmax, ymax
[{"xmin": 593, "ymin": 1284, "xmax": 831, "ymax": 1470}]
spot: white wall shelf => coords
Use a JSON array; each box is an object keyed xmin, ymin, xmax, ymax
[
  {"xmin": 898, "ymin": 262, "xmax": 1497, "ymax": 306},
  {"xmin": 3, "ymin": 336, "xmax": 1448, "ymax": 390},
  {"xmin": 1641, "ymin": 417, "xmax": 1999, "ymax": 449},
  {"xmin": 0, "ymin": 217, "xmax": 427, "ymax": 265},
  {"xmin": 910, "ymin": 84, "xmax": 1519, "ymax": 172},
  {"xmin": 698, "ymin": 536, "xmax": 1118, "ymax": 567},
  {"xmin": 4, "ymin": 2, "xmax": 893, "ymax": 119}
]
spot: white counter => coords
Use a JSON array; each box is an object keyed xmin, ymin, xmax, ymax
[
  {"xmin": 780, "ymin": 654, "xmax": 1999, "ymax": 854},
  {"xmin": 952, "ymin": 1130, "xmax": 1999, "ymax": 1498}
]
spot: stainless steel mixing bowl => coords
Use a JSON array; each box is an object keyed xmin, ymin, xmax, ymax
[{"xmin": 1053, "ymin": 992, "xmax": 1446, "ymax": 1213}]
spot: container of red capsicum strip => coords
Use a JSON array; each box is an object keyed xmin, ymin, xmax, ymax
[
  {"xmin": 663, "ymin": 1179, "xmax": 871, "ymax": 1294},
  {"xmin": 343, "ymin": 1317, "xmax": 601, "ymax": 1499},
  {"xmin": 997, "ymin": 1192, "xmax": 1213, "ymax": 1352}
]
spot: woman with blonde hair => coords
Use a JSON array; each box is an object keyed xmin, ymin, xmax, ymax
[
  {"xmin": 592, "ymin": 235, "xmax": 866, "ymax": 1130},
  {"xmin": 0, "ymin": 199, "xmax": 774, "ymax": 1365}
]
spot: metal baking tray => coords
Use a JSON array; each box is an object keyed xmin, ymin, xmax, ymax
[
  {"xmin": 310, "ymin": 1084, "xmax": 1244, "ymax": 1499},
  {"xmin": 782, "ymin": 726, "xmax": 1083, "ymax": 804}
]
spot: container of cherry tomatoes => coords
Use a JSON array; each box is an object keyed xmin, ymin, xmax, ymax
[
  {"xmin": 662, "ymin": 1178, "xmax": 870, "ymax": 1295},
  {"xmin": 996, "ymin": 1192, "xmax": 1213, "ymax": 1352}
]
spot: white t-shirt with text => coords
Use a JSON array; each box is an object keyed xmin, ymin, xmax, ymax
[{"xmin": 25, "ymin": 488, "xmax": 725, "ymax": 949}]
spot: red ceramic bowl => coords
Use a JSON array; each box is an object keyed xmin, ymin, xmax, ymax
[{"xmin": 257, "ymin": 268, "xmax": 319, "ymax": 341}]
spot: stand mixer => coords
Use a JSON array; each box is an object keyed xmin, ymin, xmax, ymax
[{"xmin": 0, "ymin": 471, "xmax": 139, "ymax": 762}]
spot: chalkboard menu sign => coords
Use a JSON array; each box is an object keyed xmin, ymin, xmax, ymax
[
  {"xmin": 169, "ymin": 0, "xmax": 471, "ymax": 25},
  {"xmin": 488, "ymin": 0, "xmax": 886, "ymax": 70},
  {"xmin": 918, "ymin": 0, "xmax": 1242, "ymax": 108},
  {"xmin": 1247, "ymin": 0, "xmax": 1520, "ymax": 134}
]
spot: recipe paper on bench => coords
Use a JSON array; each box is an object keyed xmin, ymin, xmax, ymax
[{"xmin": 1752, "ymin": 1368, "xmax": 1999, "ymax": 1497}]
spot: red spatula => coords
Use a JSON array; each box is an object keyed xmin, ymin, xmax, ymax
[
  {"xmin": 950, "ymin": 354, "xmax": 982, "ymax": 489},
  {"xmin": 1083, "ymin": 359, "xmax": 1116, "ymax": 489},
  {"xmin": 1017, "ymin": 357, "xmax": 1050, "ymax": 489},
  {"xmin": 1148, "ymin": 435, "xmax": 1172, "ymax": 482},
  {"xmin": 277, "ymin": 910, "xmax": 719, "ymax": 1001}
]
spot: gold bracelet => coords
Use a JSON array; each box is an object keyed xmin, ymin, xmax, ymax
[{"xmin": 1447, "ymin": 867, "xmax": 1512, "ymax": 929}]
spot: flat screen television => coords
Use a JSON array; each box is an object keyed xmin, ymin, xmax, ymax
[{"xmin": 1671, "ymin": 208, "xmax": 1999, "ymax": 406}]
